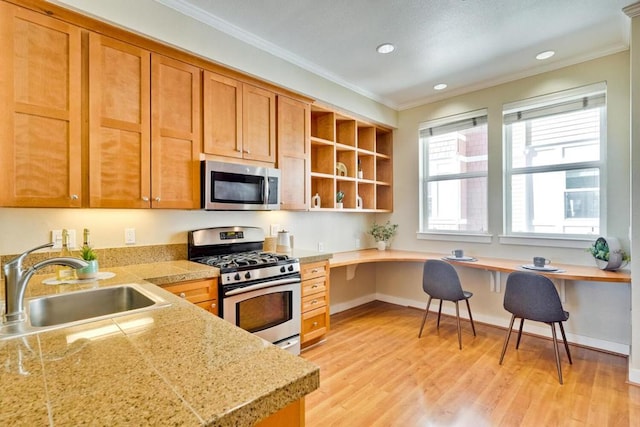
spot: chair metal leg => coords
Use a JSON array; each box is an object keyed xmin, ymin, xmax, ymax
[
  {"xmin": 550, "ymin": 323, "xmax": 564, "ymax": 384},
  {"xmin": 558, "ymin": 322, "xmax": 573, "ymax": 364},
  {"xmin": 465, "ymin": 298, "xmax": 476, "ymax": 336},
  {"xmin": 515, "ymin": 318, "xmax": 525, "ymax": 349},
  {"xmin": 418, "ymin": 296, "xmax": 432, "ymax": 338},
  {"xmin": 455, "ymin": 301, "xmax": 462, "ymax": 350},
  {"xmin": 436, "ymin": 300, "xmax": 443, "ymax": 329},
  {"xmin": 500, "ymin": 314, "xmax": 516, "ymax": 365}
]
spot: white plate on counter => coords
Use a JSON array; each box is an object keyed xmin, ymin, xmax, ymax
[
  {"xmin": 43, "ymin": 271, "xmax": 115, "ymax": 285},
  {"xmin": 521, "ymin": 264, "xmax": 560, "ymax": 272},
  {"xmin": 443, "ymin": 256, "xmax": 477, "ymax": 262}
]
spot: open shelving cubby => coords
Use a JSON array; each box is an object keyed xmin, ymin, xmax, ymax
[{"xmin": 309, "ymin": 104, "xmax": 393, "ymax": 211}]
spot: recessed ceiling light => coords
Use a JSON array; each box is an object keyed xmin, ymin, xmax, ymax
[
  {"xmin": 376, "ymin": 43, "xmax": 395, "ymax": 54},
  {"xmin": 434, "ymin": 83, "xmax": 447, "ymax": 90},
  {"xmin": 536, "ymin": 50, "xmax": 555, "ymax": 60}
]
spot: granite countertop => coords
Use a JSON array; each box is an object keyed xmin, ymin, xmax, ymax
[{"xmin": 0, "ymin": 260, "xmax": 320, "ymax": 426}]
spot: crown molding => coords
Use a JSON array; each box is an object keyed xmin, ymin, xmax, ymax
[{"xmin": 624, "ymin": 2, "xmax": 640, "ymax": 18}]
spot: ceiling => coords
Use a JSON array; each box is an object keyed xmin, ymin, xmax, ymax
[{"xmin": 157, "ymin": 0, "xmax": 632, "ymax": 110}]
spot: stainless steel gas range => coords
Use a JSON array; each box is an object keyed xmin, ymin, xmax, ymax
[{"xmin": 188, "ymin": 226, "xmax": 301, "ymax": 355}]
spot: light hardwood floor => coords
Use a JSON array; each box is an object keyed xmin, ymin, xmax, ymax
[{"xmin": 301, "ymin": 301, "xmax": 640, "ymax": 426}]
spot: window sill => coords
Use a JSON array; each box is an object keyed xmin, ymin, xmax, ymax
[
  {"xmin": 417, "ymin": 231, "xmax": 493, "ymax": 244},
  {"xmin": 498, "ymin": 235, "xmax": 595, "ymax": 249}
]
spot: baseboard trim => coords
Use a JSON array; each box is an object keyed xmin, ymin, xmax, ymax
[{"xmin": 331, "ymin": 293, "xmax": 630, "ymax": 356}]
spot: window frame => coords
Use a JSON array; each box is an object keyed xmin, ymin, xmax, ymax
[
  {"xmin": 418, "ymin": 109, "xmax": 490, "ymax": 238},
  {"xmin": 502, "ymin": 82, "xmax": 607, "ymax": 240}
]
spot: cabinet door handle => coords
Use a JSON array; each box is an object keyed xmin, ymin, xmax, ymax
[
  {"xmin": 70, "ymin": 194, "xmax": 79, "ymax": 200},
  {"xmin": 142, "ymin": 196, "xmax": 149, "ymax": 202},
  {"xmin": 179, "ymin": 292, "xmax": 186, "ymax": 298},
  {"xmin": 211, "ymin": 302, "xmax": 216, "ymax": 308},
  {"xmin": 243, "ymin": 149, "xmax": 250, "ymax": 154},
  {"xmin": 154, "ymin": 197, "xmax": 161, "ymax": 202}
]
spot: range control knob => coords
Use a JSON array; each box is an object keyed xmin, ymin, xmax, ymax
[
  {"xmin": 288, "ymin": 265, "xmax": 294, "ymax": 272},
  {"xmin": 234, "ymin": 273, "xmax": 241, "ymax": 281},
  {"xmin": 245, "ymin": 272, "xmax": 251, "ymax": 279},
  {"xmin": 280, "ymin": 266, "xmax": 286, "ymax": 273}
]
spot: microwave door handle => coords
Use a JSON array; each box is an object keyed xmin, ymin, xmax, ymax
[
  {"xmin": 225, "ymin": 276, "xmax": 300, "ymax": 296},
  {"xmin": 264, "ymin": 174, "xmax": 270, "ymax": 205}
]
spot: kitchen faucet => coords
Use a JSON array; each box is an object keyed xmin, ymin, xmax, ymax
[{"xmin": 2, "ymin": 242, "xmax": 88, "ymax": 323}]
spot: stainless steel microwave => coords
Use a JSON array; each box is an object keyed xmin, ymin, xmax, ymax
[{"xmin": 201, "ymin": 160, "xmax": 280, "ymax": 210}]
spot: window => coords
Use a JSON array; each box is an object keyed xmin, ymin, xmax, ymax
[
  {"xmin": 419, "ymin": 109, "xmax": 488, "ymax": 233},
  {"xmin": 503, "ymin": 82, "xmax": 606, "ymax": 237}
]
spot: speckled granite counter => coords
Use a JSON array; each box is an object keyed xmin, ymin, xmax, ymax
[{"xmin": 0, "ymin": 260, "xmax": 320, "ymax": 426}]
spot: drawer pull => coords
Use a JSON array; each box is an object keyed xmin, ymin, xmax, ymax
[
  {"xmin": 211, "ymin": 303, "xmax": 216, "ymax": 308},
  {"xmin": 311, "ymin": 299, "xmax": 318, "ymax": 304},
  {"xmin": 312, "ymin": 321, "xmax": 318, "ymax": 327},
  {"xmin": 311, "ymin": 269, "xmax": 319, "ymax": 273},
  {"xmin": 311, "ymin": 284, "xmax": 318, "ymax": 289},
  {"xmin": 179, "ymin": 292, "xmax": 186, "ymax": 298}
]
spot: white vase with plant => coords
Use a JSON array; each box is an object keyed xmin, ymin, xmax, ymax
[
  {"xmin": 587, "ymin": 236, "xmax": 629, "ymax": 271},
  {"xmin": 368, "ymin": 221, "xmax": 398, "ymax": 251},
  {"xmin": 336, "ymin": 191, "xmax": 345, "ymax": 209}
]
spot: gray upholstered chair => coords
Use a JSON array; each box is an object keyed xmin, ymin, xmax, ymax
[
  {"xmin": 418, "ymin": 259, "xmax": 476, "ymax": 349},
  {"xmin": 499, "ymin": 271, "xmax": 573, "ymax": 384}
]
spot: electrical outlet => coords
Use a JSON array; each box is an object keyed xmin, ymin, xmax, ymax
[
  {"xmin": 124, "ymin": 228, "xmax": 136, "ymax": 245},
  {"xmin": 355, "ymin": 238, "xmax": 361, "ymax": 249},
  {"xmin": 318, "ymin": 242, "xmax": 324, "ymax": 252},
  {"xmin": 51, "ymin": 230, "xmax": 63, "ymax": 249},
  {"xmin": 270, "ymin": 224, "xmax": 280, "ymax": 236}
]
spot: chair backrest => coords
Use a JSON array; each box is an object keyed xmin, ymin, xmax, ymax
[
  {"xmin": 422, "ymin": 260, "xmax": 466, "ymax": 301},
  {"xmin": 503, "ymin": 271, "xmax": 566, "ymax": 323}
]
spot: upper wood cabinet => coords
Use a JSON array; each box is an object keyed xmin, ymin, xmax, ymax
[
  {"xmin": 88, "ymin": 33, "xmax": 151, "ymax": 208},
  {"xmin": 0, "ymin": 3, "xmax": 82, "ymax": 207},
  {"xmin": 151, "ymin": 54, "xmax": 202, "ymax": 209},
  {"xmin": 203, "ymin": 71, "xmax": 276, "ymax": 164},
  {"xmin": 277, "ymin": 96, "xmax": 310, "ymax": 210},
  {"xmin": 89, "ymin": 34, "xmax": 201, "ymax": 209}
]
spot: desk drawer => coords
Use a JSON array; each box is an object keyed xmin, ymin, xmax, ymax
[
  {"xmin": 302, "ymin": 293, "xmax": 327, "ymax": 312},
  {"xmin": 301, "ymin": 261, "xmax": 328, "ymax": 280},
  {"xmin": 302, "ymin": 277, "xmax": 327, "ymax": 297},
  {"xmin": 302, "ymin": 306, "xmax": 327, "ymax": 342}
]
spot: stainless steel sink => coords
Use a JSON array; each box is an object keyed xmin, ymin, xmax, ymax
[{"xmin": 1, "ymin": 283, "xmax": 171, "ymax": 339}]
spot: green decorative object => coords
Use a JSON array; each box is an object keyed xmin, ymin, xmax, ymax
[
  {"xmin": 368, "ymin": 221, "xmax": 398, "ymax": 243},
  {"xmin": 336, "ymin": 191, "xmax": 345, "ymax": 203},
  {"xmin": 587, "ymin": 236, "xmax": 629, "ymax": 271}
]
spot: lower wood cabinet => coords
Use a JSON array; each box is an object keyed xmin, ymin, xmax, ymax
[
  {"xmin": 256, "ymin": 398, "xmax": 304, "ymax": 427},
  {"xmin": 300, "ymin": 260, "xmax": 330, "ymax": 348},
  {"xmin": 163, "ymin": 277, "xmax": 218, "ymax": 315}
]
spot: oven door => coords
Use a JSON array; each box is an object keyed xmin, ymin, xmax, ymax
[{"xmin": 222, "ymin": 277, "xmax": 300, "ymax": 354}]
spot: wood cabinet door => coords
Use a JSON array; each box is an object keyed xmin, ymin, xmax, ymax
[
  {"xmin": 151, "ymin": 54, "xmax": 201, "ymax": 209},
  {"xmin": 88, "ymin": 33, "xmax": 151, "ymax": 208},
  {"xmin": 243, "ymin": 83, "xmax": 276, "ymax": 163},
  {"xmin": 203, "ymin": 71, "xmax": 242, "ymax": 159},
  {"xmin": 0, "ymin": 3, "xmax": 82, "ymax": 207},
  {"xmin": 277, "ymin": 96, "xmax": 310, "ymax": 210}
]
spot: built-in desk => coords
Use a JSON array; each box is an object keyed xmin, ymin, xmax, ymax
[
  {"xmin": 330, "ymin": 249, "xmax": 630, "ymax": 300},
  {"xmin": 331, "ymin": 249, "xmax": 630, "ymax": 282}
]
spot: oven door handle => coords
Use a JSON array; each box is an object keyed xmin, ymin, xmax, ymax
[{"xmin": 224, "ymin": 276, "xmax": 300, "ymax": 296}]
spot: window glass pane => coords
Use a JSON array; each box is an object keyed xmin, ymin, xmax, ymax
[
  {"xmin": 510, "ymin": 169, "xmax": 599, "ymax": 235},
  {"xmin": 428, "ymin": 124, "xmax": 488, "ymax": 177},
  {"xmin": 510, "ymin": 109, "xmax": 601, "ymax": 169},
  {"xmin": 427, "ymin": 177, "xmax": 487, "ymax": 232}
]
